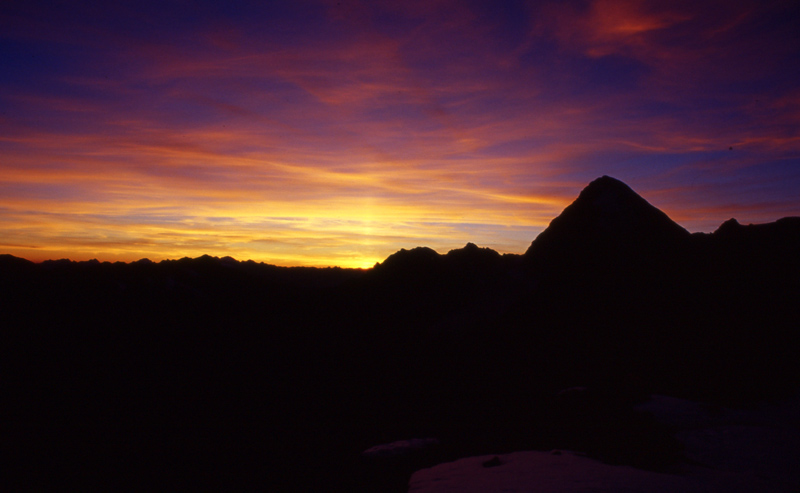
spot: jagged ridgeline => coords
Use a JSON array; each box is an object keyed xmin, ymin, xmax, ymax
[{"xmin": 4, "ymin": 176, "xmax": 799, "ymax": 490}]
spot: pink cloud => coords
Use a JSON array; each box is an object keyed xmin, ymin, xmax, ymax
[{"xmin": 0, "ymin": 0, "xmax": 797, "ymax": 265}]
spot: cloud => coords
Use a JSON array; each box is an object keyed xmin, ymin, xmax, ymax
[{"xmin": 0, "ymin": 0, "xmax": 798, "ymax": 265}]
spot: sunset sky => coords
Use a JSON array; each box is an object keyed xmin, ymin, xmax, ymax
[{"xmin": 1, "ymin": 0, "xmax": 799, "ymax": 267}]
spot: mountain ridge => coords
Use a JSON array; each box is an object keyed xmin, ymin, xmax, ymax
[
  {"xmin": 2, "ymin": 176, "xmax": 798, "ymax": 272},
  {"xmin": 7, "ymin": 175, "xmax": 796, "ymax": 271},
  {"xmin": 3, "ymin": 175, "xmax": 800, "ymax": 491}
]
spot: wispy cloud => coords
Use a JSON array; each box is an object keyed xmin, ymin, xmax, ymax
[{"xmin": 1, "ymin": 0, "xmax": 798, "ymax": 265}]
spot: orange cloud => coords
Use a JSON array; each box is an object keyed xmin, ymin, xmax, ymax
[{"xmin": 1, "ymin": 1, "xmax": 798, "ymax": 266}]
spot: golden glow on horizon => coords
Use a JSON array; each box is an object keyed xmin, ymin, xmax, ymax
[{"xmin": 1, "ymin": 0, "xmax": 798, "ymax": 266}]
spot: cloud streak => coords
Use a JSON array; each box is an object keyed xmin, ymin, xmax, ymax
[{"xmin": 1, "ymin": 0, "xmax": 798, "ymax": 266}]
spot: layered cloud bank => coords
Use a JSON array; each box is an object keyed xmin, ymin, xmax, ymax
[{"xmin": 1, "ymin": 1, "xmax": 798, "ymax": 266}]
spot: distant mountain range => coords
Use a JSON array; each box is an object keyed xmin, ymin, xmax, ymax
[{"xmin": 4, "ymin": 176, "xmax": 799, "ymax": 491}]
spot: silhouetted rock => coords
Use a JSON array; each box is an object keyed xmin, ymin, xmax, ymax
[
  {"xmin": 0, "ymin": 253, "xmax": 35, "ymax": 269},
  {"xmin": 445, "ymin": 242, "xmax": 501, "ymax": 263},
  {"xmin": 362, "ymin": 438, "xmax": 440, "ymax": 459},
  {"xmin": 3, "ymin": 176, "xmax": 800, "ymax": 491},
  {"xmin": 482, "ymin": 456, "xmax": 503, "ymax": 467},
  {"xmin": 524, "ymin": 176, "xmax": 689, "ymax": 275},
  {"xmin": 376, "ymin": 246, "xmax": 441, "ymax": 271}
]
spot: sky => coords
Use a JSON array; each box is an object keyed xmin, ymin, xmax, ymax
[{"xmin": 1, "ymin": 0, "xmax": 798, "ymax": 267}]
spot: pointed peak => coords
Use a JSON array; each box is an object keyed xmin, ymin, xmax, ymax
[
  {"xmin": 575, "ymin": 176, "xmax": 641, "ymax": 206},
  {"xmin": 586, "ymin": 175, "xmax": 631, "ymax": 191},
  {"xmin": 525, "ymin": 176, "xmax": 689, "ymax": 259},
  {"xmin": 447, "ymin": 242, "xmax": 487, "ymax": 255},
  {"xmin": 445, "ymin": 242, "xmax": 501, "ymax": 261},
  {"xmin": 563, "ymin": 176, "xmax": 661, "ymax": 223},
  {"xmin": 715, "ymin": 218, "xmax": 742, "ymax": 235}
]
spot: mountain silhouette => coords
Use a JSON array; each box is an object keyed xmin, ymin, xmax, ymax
[
  {"xmin": 524, "ymin": 176, "xmax": 689, "ymax": 276},
  {"xmin": 3, "ymin": 176, "xmax": 800, "ymax": 491}
]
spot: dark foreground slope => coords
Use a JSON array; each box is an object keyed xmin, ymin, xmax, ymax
[{"xmin": 3, "ymin": 176, "xmax": 800, "ymax": 491}]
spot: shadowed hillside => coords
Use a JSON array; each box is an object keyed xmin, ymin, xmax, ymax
[{"xmin": 3, "ymin": 176, "xmax": 799, "ymax": 491}]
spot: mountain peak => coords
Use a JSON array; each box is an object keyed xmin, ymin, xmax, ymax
[
  {"xmin": 571, "ymin": 176, "xmax": 657, "ymax": 221},
  {"xmin": 525, "ymin": 176, "xmax": 689, "ymax": 261},
  {"xmin": 583, "ymin": 175, "xmax": 634, "ymax": 194}
]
